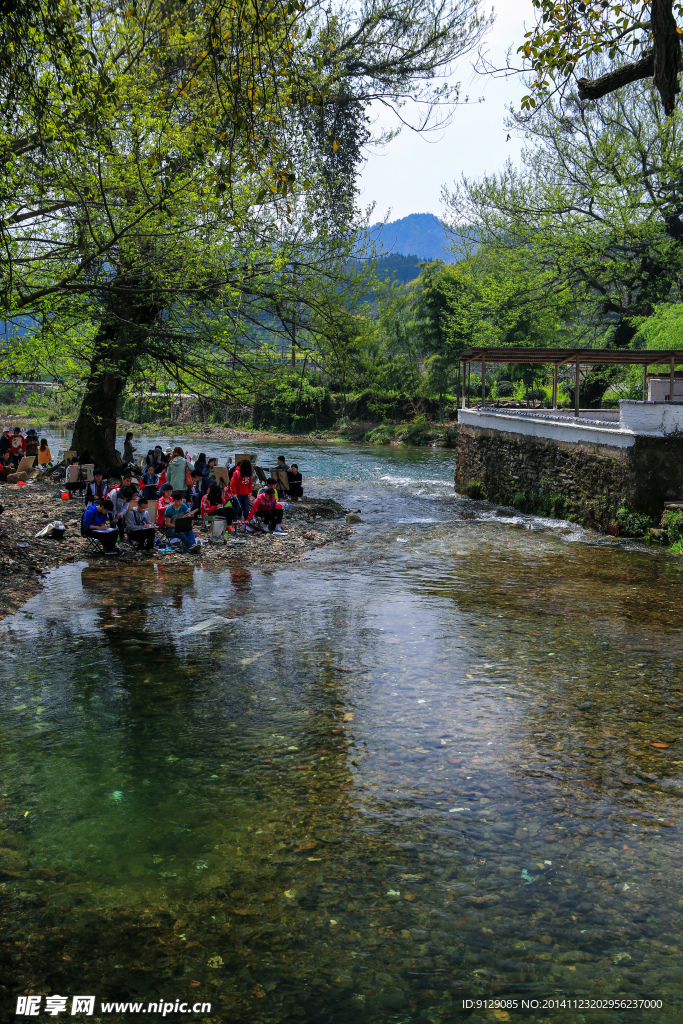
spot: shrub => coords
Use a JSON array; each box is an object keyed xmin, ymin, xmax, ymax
[
  {"xmin": 465, "ymin": 480, "xmax": 485, "ymax": 500},
  {"xmin": 367, "ymin": 424, "xmax": 395, "ymax": 445},
  {"xmin": 615, "ymin": 502, "xmax": 654, "ymax": 537},
  {"xmin": 662, "ymin": 508, "xmax": 683, "ymax": 544}
]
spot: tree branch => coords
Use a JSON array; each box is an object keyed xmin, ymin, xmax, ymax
[{"xmin": 578, "ymin": 50, "xmax": 656, "ymax": 101}]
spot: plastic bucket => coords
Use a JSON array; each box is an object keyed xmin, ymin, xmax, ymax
[{"xmin": 61, "ymin": 492, "xmax": 70, "ymax": 500}]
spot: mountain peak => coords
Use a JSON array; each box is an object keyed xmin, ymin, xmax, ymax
[{"xmin": 369, "ymin": 213, "xmax": 452, "ymax": 262}]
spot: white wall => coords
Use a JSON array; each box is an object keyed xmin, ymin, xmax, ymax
[
  {"xmin": 648, "ymin": 378, "xmax": 683, "ymax": 402},
  {"xmin": 457, "ymin": 408, "xmax": 636, "ymax": 448},
  {"xmin": 619, "ymin": 400, "xmax": 683, "ymax": 434},
  {"xmin": 458, "ymin": 400, "xmax": 683, "ymax": 446}
]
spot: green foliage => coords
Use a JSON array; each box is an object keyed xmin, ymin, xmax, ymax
[
  {"xmin": 366, "ymin": 424, "xmax": 397, "ymax": 445},
  {"xmin": 632, "ymin": 305, "xmax": 683, "ymax": 368},
  {"xmin": 465, "ymin": 480, "xmax": 485, "ymax": 500},
  {"xmin": 252, "ymin": 374, "xmax": 335, "ymax": 432},
  {"xmin": 443, "ymin": 76, "xmax": 683, "ymax": 376},
  {"xmin": 615, "ymin": 503, "xmax": 654, "ymax": 537},
  {"xmin": 662, "ymin": 509, "xmax": 683, "ymax": 544}
]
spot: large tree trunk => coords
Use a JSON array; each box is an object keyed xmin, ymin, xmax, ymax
[
  {"xmin": 71, "ymin": 298, "xmax": 158, "ymax": 469},
  {"xmin": 70, "ymin": 354, "xmax": 132, "ymax": 468}
]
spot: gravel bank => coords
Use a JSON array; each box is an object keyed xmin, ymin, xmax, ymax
[{"xmin": 0, "ymin": 479, "xmax": 351, "ymax": 619}]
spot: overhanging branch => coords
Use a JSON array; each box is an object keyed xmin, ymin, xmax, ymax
[{"xmin": 578, "ymin": 50, "xmax": 657, "ymax": 101}]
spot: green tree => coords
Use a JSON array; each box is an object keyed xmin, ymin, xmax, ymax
[
  {"xmin": 444, "ymin": 76, "xmax": 683, "ymax": 347},
  {"xmin": 1, "ymin": 0, "xmax": 492, "ymax": 464}
]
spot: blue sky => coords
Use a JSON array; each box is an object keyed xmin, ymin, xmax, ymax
[{"xmin": 357, "ymin": 0, "xmax": 534, "ymax": 221}]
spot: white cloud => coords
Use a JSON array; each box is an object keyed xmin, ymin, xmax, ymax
[{"xmin": 357, "ymin": 0, "xmax": 534, "ymax": 221}]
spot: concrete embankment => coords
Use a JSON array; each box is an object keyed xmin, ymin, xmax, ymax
[{"xmin": 454, "ymin": 408, "xmax": 683, "ymax": 523}]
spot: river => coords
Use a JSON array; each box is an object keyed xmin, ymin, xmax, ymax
[{"xmin": 1, "ymin": 434, "xmax": 681, "ymax": 1022}]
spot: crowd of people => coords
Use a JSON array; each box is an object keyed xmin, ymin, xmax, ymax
[
  {"xmin": 0, "ymin": 427, "xmax": 51, "ymax": 479},
  {"xmin": 0, "ymin": 426, "xmax": 306, "ymax": 555},
  {"xmin": 76, "ymin": 438, "xmax": 304, "ymax": 556}
]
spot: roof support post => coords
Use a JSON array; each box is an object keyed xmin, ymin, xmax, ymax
[
  {"xmin": 481, "ymin": 354, "xmax": 486, "ymax": 406},
  {"xmin": 575, "ymin": 356, "xmax": 580, "ymax": 418},
  {"xmin": 670, "ymin": 355, "xmax": 676, "ymax": 402},
  {"xmin": 461, "ymin": 360, "xmax": 466, "ymax": 409},
  {"xmin": 643, "ymin": 364, "xmax": 648, "ymax": 401},
  {"xmin": 552, "ymin": 363, "xmax": 558, "ymax": 410}
]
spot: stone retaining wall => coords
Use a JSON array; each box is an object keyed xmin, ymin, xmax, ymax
[{"xmin": 455, "ymin": 423, "xmax": 683, "ymax": 522}]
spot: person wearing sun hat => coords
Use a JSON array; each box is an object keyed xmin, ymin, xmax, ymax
[{"xmin": 25, "ymin": 428, "xmax": 38, "ymax": 459}]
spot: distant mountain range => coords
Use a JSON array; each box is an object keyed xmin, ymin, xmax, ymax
[{"xmin": 369, "ymin": 213, "xmax": 453, "ymax": 262}]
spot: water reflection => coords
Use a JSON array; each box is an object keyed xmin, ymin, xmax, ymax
[{"xmin": 1, "ymin": 445, "xmax": 682, "ymax": 1022}]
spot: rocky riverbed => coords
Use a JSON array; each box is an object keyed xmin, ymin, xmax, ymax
[{"xmin": 0, "ymin": 478, "xmax": 351, "ymax": 619}]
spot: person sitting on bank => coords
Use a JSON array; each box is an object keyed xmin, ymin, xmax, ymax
[
  {"xmin": 203, "ymin": 482, "xmax": 233, "ymax": 526},
  {"xmin": 194, "ymin": 452, "xmax": 209, "ymax": 484},
  {"xmin": 126, "ymin": 497, "xmax": 155, "ymax": 550},
  {"xmin": 85, "ymin": 467, "xmax": 108, "ymax": 502},
  {"xmin": 106, "ymin": 470, "xmax": 133, "ymax": 497},
  {"xmin": 38, "ymin": 438, "xmax": 52, "ymax": 465},
  {"xmin": 156, "ymin": 482, "xmax": 174, "ymax": 529},
  {"xmin": 0, "ymin": 448, "xmax": 13, "ymax": 481},
  {"xmin": 110, "ymin": 484, "xmax": 134, "ymax": 540},
  {"xmin": 245, "ymin": 484, "xmax": 284, "ymax": 534},
  {"xmin": 276, "ymin": 455, "xmax": 290, "ymax": 474},
  {"xmin": 65, "ymin": 455, "xmax": 86, "ymax": 495},
  {"xmin": 258, "ymin": 476, "xmax": 279, "ymax": 500},
  {"xmin": 83, "ymin": 498, "xmax": 118, "ymax": 551},
  {"xmin": 164, "ymin": 491, "xmax": 201, "ymax": 552},
  {"xmin": 287, "ymin": 463, "xmax": 303, "ymax": 500},
  {"xmin": 201, "ymin": 482, "xmax": 222, "ymax": 521},
  {"xmin": 230, "ymin": 459, "xmax": 253, "ymax": 520},
  {"xmin": 189, "ymin": 469, "xmax": 207, "ymax": 511},
  {"xmin": 139, "ymin": 463, "xmax": 159, "ymax": 500}
]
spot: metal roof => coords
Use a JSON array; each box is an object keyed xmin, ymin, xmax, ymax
[{"xmin": 460, "ymin": 347, "xmax": 683, "ymax": 366}]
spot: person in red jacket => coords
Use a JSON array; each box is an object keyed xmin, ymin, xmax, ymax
[
  {"xmin": 246, "ymin": 485, "xmax": 284, "ymax": 534},
  {"xmin": 10, "ymin": 428, "xmax": 26, "ymax": 465},
  {"xmin": 230, "ymin": 459, "xmax": 253, "ymax": 520}
]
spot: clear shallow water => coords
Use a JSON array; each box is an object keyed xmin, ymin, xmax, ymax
[{"xmin": 2, "ymin": 441, "xmax": 683, "ymax": 1022}]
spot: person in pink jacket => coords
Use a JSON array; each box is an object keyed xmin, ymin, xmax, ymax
[
  {"xmin": 245, "ymin": 485, "xmax": 284, "ymax": 534},
  {"xmin": 156, "ymin": 483, "xmax": 174, "ymax": 528}
]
